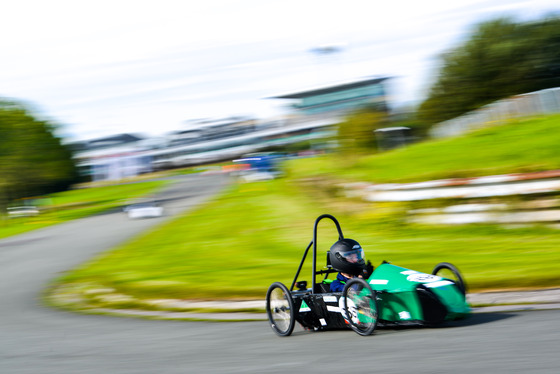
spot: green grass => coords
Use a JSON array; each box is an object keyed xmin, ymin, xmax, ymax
[
  {"xmin": 51, "ymin": 179, "xmax": 322, "ymax": 300},
  {"xmin": 0, "ymin": 179, "xmax": 170, "ymax": 239},
  {"xmin": 46, "ymin": 115, "xmax": 560, "ymax": 313},
  {"xmin": 49, "ymin": 177, "xmax": 560, "ymax": 311},
  {"xmin": 289, "ymin": 114, "xmax": 560, "ymax": 183}
]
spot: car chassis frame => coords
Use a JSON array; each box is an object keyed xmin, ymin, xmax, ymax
[{"xmin": 266, "ymin": 214, "xmax": 470, "ymax": 336}]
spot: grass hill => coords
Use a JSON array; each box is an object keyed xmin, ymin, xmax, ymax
[
  {"xmin": 46, "ymin": 115, "xmax": 560, "ymax": 314},
  {"xmin": 290, "ymin": 114, "xmax": 560, "ymax": 183}
]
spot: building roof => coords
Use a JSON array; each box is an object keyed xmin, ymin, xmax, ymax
[
  {"xmin": 271, "ymin": 77, "xmax": 390, "ymax": 99},
  {"xmin": 88, "ymin": 133, "xmax": 144, "ymax": 145},
  {"xmin": 71, "ymin": 133, "xmax": 145, "ymax": 152}
]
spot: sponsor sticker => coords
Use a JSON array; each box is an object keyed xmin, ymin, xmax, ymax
[
  {"xmin": 406, "ymin": 273, "xmax": 442, "ymax": 283},
  {"xmin": 401, "ymin": 270, "xmax": 418, "ymax": 275},
  {"xmin": 319, "ymin": 318, "xmax": 327, "ymax": 326},
  {"xmin": 369, "ymin": 279, "xmax": 388, "ymax": 285},
  {"xmin": 326, "ymin": 305, "xmax": 341, "ymax": 313},
  {"xmin": 299, "ymin": 300, "xmax": 311, "ymax": 312},
  {"xmin": 323, "ymin": 295, "xmax": 338, "ymax": 303},
  {"xmin": 398, "ymin": 311, "xmax": 411, "ymax": 320},
  {"xmin": 425, "ymin": 280, "xmax": 454, "ymax": 288}
]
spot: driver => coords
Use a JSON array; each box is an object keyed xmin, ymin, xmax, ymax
[{"xmin": 328, "ymin": 238, "xmax": 372, "ymax": 292}]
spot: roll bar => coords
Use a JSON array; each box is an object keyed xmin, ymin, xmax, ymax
[{"xmin": 290, "ymin": 214, "xmax": 344, "ymax": 293}]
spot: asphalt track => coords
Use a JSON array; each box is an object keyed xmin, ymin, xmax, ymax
[{"xmin": 1, "ymin": 173, "xmax": 559, "ymax": 373}]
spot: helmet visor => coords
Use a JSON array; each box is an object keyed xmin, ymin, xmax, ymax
[{"xmin": 340, "ymin": 248, "xmax": 365, "ymax": 264}]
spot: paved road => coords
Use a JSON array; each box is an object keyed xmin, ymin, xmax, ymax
[
  {"xmin": 1, "ymin": 172, "xmax": 559, "ymax": 373},
  {"xmin": 2, "ymin": 308, "xmax": 559, "ymax": 373},
  {"xmin": 0, "ymin": 173, "xmax": 228, "ymax": 320}
]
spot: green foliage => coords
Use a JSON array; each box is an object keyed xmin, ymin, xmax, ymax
[
  {"xmin": 289, "ymin": 114, "xmax": 560, "ymax": 183},
  {"xmin": 0, "ymin": 99, "xmax": 79, "ymax": 207},
  {"xmin": 337, "ymin": 107, "xmax": 388, "ymax": 156},
  {"xmin": 419, "ymin": 16, "xmax": 560, "ymax": 124}
]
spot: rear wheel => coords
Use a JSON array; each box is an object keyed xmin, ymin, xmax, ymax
[
  {"xmin": 342, "ymin": 278, "xmax": 378, "ymax": 336},
  {"xmin": 266, "ymin": 282, "xmax": 295, "ymax": 336},
  {"xmin": 432, "ymin": 262, "xmax": 467, "ymax": 295}
]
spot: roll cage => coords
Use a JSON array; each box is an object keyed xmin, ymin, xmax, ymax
[{"xmin": 290, "ymin": 214, "xmax": 344, "ymax": 294}]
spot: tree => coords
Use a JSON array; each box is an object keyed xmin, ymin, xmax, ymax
[
  {"xmin": 0, "ymin": 99, "xmax": 79, "ymax": 208},
  {"xmin": 337, "ymin": 106, "xmax": 388, "ymax": 156},
  {"xmin": 418, "ymin": 16, "xmax": 560, "ymax": 125}
]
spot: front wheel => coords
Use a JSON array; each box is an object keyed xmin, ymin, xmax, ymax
[
  {"xmin": 266, "ymin": 282, "xmax": 295, "ymax": 337},
  {"xmin": 432, "ymin": 262, "xmax": 467, "ymax": 295},
  {"xmin": 342, "ymin": 278, "xmax": 378, "ymax": 336}
]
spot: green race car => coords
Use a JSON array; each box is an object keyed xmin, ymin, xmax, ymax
[{"xmin": 266, "ymin": 214, "xmax": 470, "ymax": 336}]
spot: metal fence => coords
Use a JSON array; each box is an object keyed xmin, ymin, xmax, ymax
[{"xmin": 430, "ymin": 87, "xmax": 560, "ymax": 138}]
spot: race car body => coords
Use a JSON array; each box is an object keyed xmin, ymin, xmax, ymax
[
  {"xmin": 266, "ymin": 214, "xmax": 470, "ymax": 336},
  {"xmin": 368, "ymin": 263, "xmax": 470, "ymax": 324}
]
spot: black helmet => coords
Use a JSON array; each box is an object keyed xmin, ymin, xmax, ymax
[{"xmin": 329, "ymin": 238, "xmax": 366, "ymax": 276}]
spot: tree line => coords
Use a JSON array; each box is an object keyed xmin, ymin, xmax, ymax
[
  {"xmin": 418, "ymin": 15, "xmax": 560, "ymax": 125},
  {"xmin": 338, "ymin": 14, "xmax": 560, "ymax": 155},
  {"xmin": 0, "ymin": 100, "xmax": 79, "ymax": 210}
]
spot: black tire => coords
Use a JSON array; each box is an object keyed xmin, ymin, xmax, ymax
[
  {"xmin": 432, "ymin": 262, "xmax": 467, "ymax": 295},
  {"xmin": 266, "ymin": 282, "xmax": 295, "ymax": 337},
  {"xmin": 342, "ymin": 278, "xmax": 378, "ymax": 336}
]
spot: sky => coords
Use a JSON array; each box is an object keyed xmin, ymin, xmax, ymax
[{"xmin": 1, "ymin": 0, "xmax": 559, "ymax": 142}]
